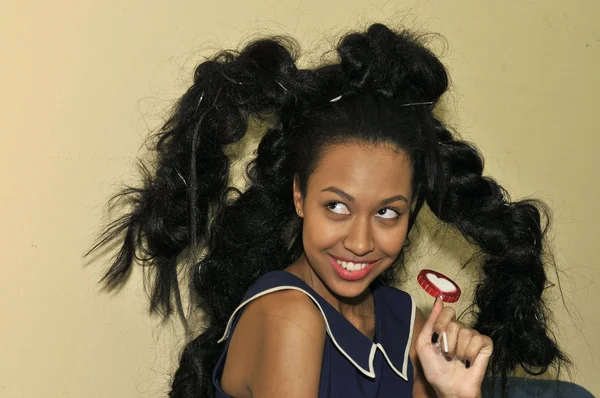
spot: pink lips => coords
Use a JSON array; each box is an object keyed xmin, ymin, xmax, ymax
[{"xmin": 328, "ymin": 255, "xmax": 380, "ymax": 281}]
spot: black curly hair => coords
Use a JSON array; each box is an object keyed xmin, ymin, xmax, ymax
[{"xmin": 88, "ymin": 23, "xmax": 568, "ymax": 397}]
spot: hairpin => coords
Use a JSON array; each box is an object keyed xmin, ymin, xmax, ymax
[
  {"xmin": 529, "ymin": 227, "xmax": 537, "ymax": 246},
  {"xmin": 175, "ymin": 168, "xmax": 188, "ymax": 187},
  {"xmin": 401, "ymin": 101, "xmax": 434, "ymax": 107},
  {"xmin": 276, "ymin": 81, "xmax": 288, "ymax": 92},
  {"xmin": 329, "ymin": 95, "xmax": 342, "ymax": 102},
  {"xmin": 195, "ymin": 92, "xmax": 205, "ymax": 111}
]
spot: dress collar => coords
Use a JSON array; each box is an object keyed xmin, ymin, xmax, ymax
[{"xmin": 218, "ymin": 271, "xmax": 416, "ymax": 381}]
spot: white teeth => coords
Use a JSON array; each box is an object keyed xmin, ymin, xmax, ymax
[{"xmin": 335, "ymin": 259, "xmax": 369, "ymax": 272}]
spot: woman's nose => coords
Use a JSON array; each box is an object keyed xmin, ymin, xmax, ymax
[{"xmin": 342, "ymin": 216, "xmax": 375, "ymax": 256}]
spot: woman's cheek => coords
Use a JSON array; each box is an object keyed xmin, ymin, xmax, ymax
[
  {"xmin": 304, "ymin": 214, "xmax": 342, "ymax": 248},
  {"xmin": 315, "ymin": 219, "xmax": 341, "ymax": 244},
  {"xmin": 374, "ymin": 224, "xmax": 407, "ymax": 256}
]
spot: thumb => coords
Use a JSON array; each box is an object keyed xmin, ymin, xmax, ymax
[{"xmin": 420, "ymin": 297, "xmax": 444, "ymax": 340}]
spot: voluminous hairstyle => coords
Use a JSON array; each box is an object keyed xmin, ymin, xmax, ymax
[{"xmin": 89, "ymin": 23, "xmax": 568, "ymax": 397}]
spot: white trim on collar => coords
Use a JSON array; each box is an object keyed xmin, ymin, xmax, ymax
[{"xmin": 218, "ymin": 285, "xmax": 415, "ymax": 381}]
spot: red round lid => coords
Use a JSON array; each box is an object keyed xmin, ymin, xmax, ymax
[{"xmin": 417, "ymin": 269, "xmax": 461, "ymax": 303}]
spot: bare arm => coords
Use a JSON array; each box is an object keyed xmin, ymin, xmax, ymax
[{"xmin": 221, "ymin": 290, "xmax": 326, "ymax": 398}]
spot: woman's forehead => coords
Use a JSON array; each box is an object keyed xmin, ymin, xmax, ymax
[{"xmin": 307, "ymin": 142, "xmax": 413, "ymax": 198}]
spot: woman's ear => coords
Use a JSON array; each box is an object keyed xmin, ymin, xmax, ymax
[{"xmin": 292, "ymin": 176, "xmax": 304, "ymax": 218}]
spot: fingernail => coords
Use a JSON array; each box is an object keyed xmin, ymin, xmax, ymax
[
  {"xmin": 442, "ymin": 332, "xmax": 449, "ymax": 353},
  {"xmin": 465, "ymin": 360, "xmax": 471, "ymax": 369},
  {"xmin": 431, "ymin": 332, "xmax": 439, "ymax": 344}
]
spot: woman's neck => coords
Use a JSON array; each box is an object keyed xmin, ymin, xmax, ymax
[{"xmin": 285, "ymin": 254, "xmax": 375, "ymax": 322}]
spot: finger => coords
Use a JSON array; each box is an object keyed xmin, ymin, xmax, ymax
[
  {"xmin": 465, "ymin": 334, "xmax": 493, "ymax": 370},
  {"xmin": 472, "ymin": 335, "xmax": 494, "ymax": 370},
  {"xmin": 455, "ymin": 327, "xmax": 474, "ymax": 363},
  {"xmin": 440, "ymin": 321, "xmax": 460, "ymax": 358},
  {"xmin": 420, "ymin": 297, "xmax": 444, "ymax": 342},
  {"xmin": 432, "ymin": 306, "xmax": 457, "ymax": 350}
]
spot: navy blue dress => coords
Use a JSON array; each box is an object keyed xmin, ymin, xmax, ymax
[{"xmin": 213, "ymin": 271, "xmax": 416, "ymax": 397}]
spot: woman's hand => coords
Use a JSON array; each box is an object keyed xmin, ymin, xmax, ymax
[{"xmin": 414, "ymin": 297, "xmax": 493, "ymax": 398}]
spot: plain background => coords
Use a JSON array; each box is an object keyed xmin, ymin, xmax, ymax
[{"xmin": 2, "ymin": 0, "xmax": 599, "ymax": 397}]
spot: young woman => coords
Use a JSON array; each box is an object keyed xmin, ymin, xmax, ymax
[{"xmin": 91, "ymin": 24, "xmax": 567, "ymax": 397}]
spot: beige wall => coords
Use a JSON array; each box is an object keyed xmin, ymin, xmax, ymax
[{"xmin": 2, "ymin": 1, "xmax": 599, "ymax": 396}]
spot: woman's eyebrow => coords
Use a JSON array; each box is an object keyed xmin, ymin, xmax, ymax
[
  {"xmin": 322, "ymin": 186, "xmax": 354, "ymax": 202},
  {"xmin": 321, "ymin": 186, "xmax": 409, "ymax": 205},
  {"xmin": 380, "ymin": 195, "xmax": 409, "ymax": 205}
]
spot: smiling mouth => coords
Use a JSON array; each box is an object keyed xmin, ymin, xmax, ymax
[
  {"xmin": 334, "ymin": 258, "xmax": 371, "ymax": 271},
  {"xmin": 328, "ymin": 255, "xmax": 380, "ymax": 281},
  {"xmin": 329, "ymin": 254, "xmax": 381, "ymax": 271}
]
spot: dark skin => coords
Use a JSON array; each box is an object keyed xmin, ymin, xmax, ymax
[{"xmin": 221, "ymin": 142, "xmax": 493, "ymax": 397}]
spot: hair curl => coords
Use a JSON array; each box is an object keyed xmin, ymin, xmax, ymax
[{"xmin": 88, "ymin": 23, "xmax": 568, "ymax": 397}]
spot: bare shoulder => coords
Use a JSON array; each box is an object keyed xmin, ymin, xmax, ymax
[
  {"xmin": 249, "ymin": 288, "xmax": 326, "ymax": 335},
  {"xmin": 221, "ymin": 289, "xmax": 326, "ymax": 398}
]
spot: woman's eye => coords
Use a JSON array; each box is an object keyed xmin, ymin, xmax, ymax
[
  {"xmin": 325, "ymin": 201, "xmax": 350, "ymax": 215},
  {"xmin": 376, "ymin": 208, "xmax": 399, "ymax": 219}
]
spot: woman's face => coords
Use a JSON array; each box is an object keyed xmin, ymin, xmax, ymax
[{"xmin": 293, "ymin": 141, "xmax": 413, "ymax": 298}]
